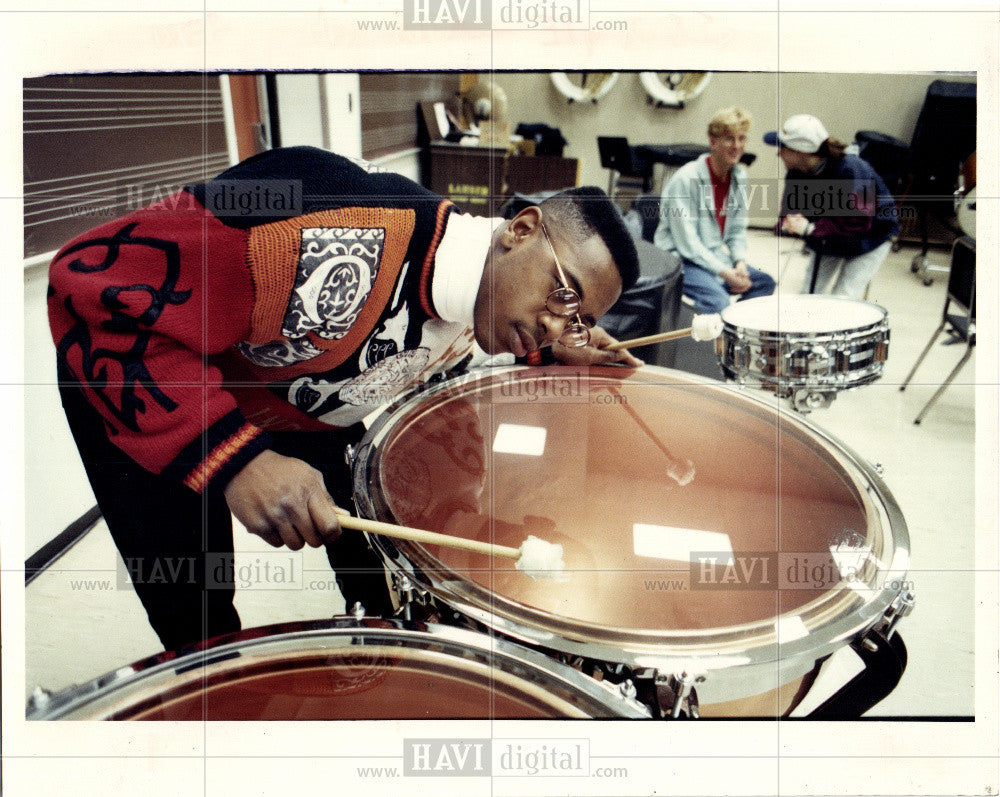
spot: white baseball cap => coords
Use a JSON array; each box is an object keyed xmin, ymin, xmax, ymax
[{"xmin": 763, "ymin": 114, "xmax": 830, "ymax": 154}]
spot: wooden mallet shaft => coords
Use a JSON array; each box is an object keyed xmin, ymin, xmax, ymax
[
  {"xmin": 334, "ymin": 509, "xmax": 521, "ymax": 560},
  {"xmin": 607, "ymin": 326, "xmax": 694, "ymax": 351}
]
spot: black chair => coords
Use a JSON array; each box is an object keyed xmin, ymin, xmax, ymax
[
  {"xmin": 899, "ymin": 80, "xmax": 976, "ymax": 285},
  {"xmin": 600, "ymin": 238, "xmax": 683, "ymax": 368},
  {"xmin": 855, "ymin": 130, "xmax": 910, "ymax": 202},
  {"xmin": 614, "ymin": 193, "xmax": 731, "ymax": 380},
  {"xmin": 635, "ymin": 142, "xmax": 756, "ymax": 169},
  {"xmin": 630, "ymin": 193, "xmax": 663, "ymax": 244},
  {"xmin": 634, "ymin": 142, "xmax": 709, "ymax": 169},
  {"xmin": 633, "ymin": 144, "xmax": 756, "ymax": 196},
  {"xmin": 597, "ymin": 136, "xmax": 654, "ymax": 199},
  {"xmin": 899, "ymin": 235, "xmax": 975, "ymax": 424}
]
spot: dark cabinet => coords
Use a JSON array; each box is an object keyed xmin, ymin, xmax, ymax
[{"xmin": 426, "ymin": 142, "xmax": 578, "ymax": 216}]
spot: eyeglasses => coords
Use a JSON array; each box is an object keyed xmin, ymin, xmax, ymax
[{"xmin": 540, "ymin": 224, "xmax": 591, "ymax": 348}]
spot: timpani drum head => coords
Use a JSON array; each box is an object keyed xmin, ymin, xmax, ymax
[
  {"xmin": 26, "ymin": 619, "xmax": 649, "ymax": 720},
  {"xmin": 353, "ymin": 366, "xmax": 909, "ymax": 707}
]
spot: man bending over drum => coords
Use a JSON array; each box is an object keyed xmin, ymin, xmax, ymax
[
  {"xmin": 48, "ymin": 146, "xmax": 641, "ymax": 651},
  {"xmin": 653, "ymin": 107, "xmax": 777, "ymax": 314}
]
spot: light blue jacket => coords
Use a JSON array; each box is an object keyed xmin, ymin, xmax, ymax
[{"xmin": 653, "ymin": 155, "xmax": 750, "ymax": 277}]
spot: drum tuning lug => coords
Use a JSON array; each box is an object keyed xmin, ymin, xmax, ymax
[
  {"xmin": 27, "ymin": 685, "xmax": 53, "ymax": 713},
  {"xmin": 343, "ymin": 444, "xmax": 356, "ymax": 466},
  {"xmin": 655, "ymin": 672, "xmax": 703, "ymax": 719},
  {"xmin": 872, "ymin": 462, "xmax": 885, "ymax": 477},
  {"xmin": 392, "ymin": 573, "xmax": 428, "ymax": 621},
  {"xmin": 618, "ymin": 679, "xmax": 638, "ymax": 700},
  {"xmin": 880, "ymin": 589, "xmax": 916, "ymax": 639},
  {"xmin": 806, "ymin": 345, "xmax": 831, "ymax": 375},
  {"xmin": 791, "ymin": 389, "xmax": 834, "ymax": 413},
  {"xmin": 350, "ymin": 601, "xmax": 366, "ymax": 620},
  {"xmin": 394, "ymin": 573, "xmax": 413, "ymax": 593}
]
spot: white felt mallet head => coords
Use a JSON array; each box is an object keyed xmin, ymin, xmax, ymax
[
  {"xmin": 690, "ymin": 313, "xmax": 724, "ymax": 342},
  {"xmin": 515, "ymin": 535, "xmax": 568, "ymax": 581}
]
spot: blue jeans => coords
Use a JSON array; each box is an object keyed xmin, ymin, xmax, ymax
[{"xmin": 681, "ymin": 260, "xmax": 776, "ymax": 314}]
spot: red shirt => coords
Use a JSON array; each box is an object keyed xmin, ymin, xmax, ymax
[{"xmin": 707, "ymin": 157, "xmax": 731, "ymax": 235}]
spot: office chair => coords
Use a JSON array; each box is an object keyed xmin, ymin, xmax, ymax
[
  {"xmin": 597, "ymin": 136, "xmax": 654, "ymax": 199},
  {"xmin": 899, "ymin": 235, "xmax": 975, "ymax": 424}
]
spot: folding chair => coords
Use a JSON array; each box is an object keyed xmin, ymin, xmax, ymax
[{"xmin": 899, "ymin": 235, "xmax": 975, "ymax": 424}]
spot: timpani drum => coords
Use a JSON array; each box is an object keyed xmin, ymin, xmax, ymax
[
  {"xmin": 351, "ymin": 365, "xmax": 912, "ymax": 718},
  {"xmin": 718, "ymin": 295, "xmax": 890, "ymax": 411},
  {"xmin": 26, "ymin": 618, "xmax": 649, "ymax": 720}
]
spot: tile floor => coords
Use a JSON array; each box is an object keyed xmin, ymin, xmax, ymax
[{"xmin": 20, "ymin": 226, "xmax": 983, "ymax": 718}]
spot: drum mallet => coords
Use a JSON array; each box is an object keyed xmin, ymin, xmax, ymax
[
  {"xmin": 334, "ymin": 509, "xmax": 567, "ymax": 580},
  {"xmin": 607, "ymin": 313, "xmax": 724, "ymax": 351}
]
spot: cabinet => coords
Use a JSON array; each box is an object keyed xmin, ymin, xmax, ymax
[{"xmin": 426, "ymin": 142, "xmax": 579, "ymax": 215}]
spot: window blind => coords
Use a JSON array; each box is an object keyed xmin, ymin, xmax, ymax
[
  {"xmin": 24, "ymin": 74, "xmax": 232, "ymax": 259},
  {"xmin": 359, "ymin": 72, "xmax": 460, "ymax": 159}
]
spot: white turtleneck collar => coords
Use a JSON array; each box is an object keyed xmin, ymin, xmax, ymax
[{"xmin": 431, "ymin": 212, "xmax": 504, "ymax": 326}]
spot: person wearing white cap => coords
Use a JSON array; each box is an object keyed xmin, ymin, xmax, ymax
[
  {"xmin": 653, "ymin": 107, "xmax": 776, "ymax": 314},
  {"xmin": 764, "ymin": 114, "xmax": 900, "ymax": 298}
]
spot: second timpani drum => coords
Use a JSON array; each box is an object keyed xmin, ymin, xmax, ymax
[{"xmin": 27, "ymin": 618, "xmax": 649, "ymax": 720}]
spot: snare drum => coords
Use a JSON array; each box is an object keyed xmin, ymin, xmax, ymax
[
  {"xmin": 26, "ymin": 618, "xmax": 648, "ymax": 720},
  {"xmin": 352, "ymin": 365, "xmax": 911, "ymax": 717},
  {"xmin": 719, "ymin": 295, "xmax": 889, "ymax": 407}
]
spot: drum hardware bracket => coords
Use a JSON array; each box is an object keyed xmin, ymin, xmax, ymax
[
  {"xmin": 878, "ymin": 589, "xmax": 916, "ymax": 640},
  {"xmin": 790, "ymin": 388, "xmax": 837, "ymax": 413},
  {"xmin": 618, "ymin": 679, "xmax": 638, "ymax": 701},
  {"xmin": 600, "ymin": 662, "xmax": 628, "ymax": 680},
  {"xmin": 802, "ymin": 345, "xmax": 833, "ymax": 376},
  {"xmin": 27, "ymin": 686, "xmax": 54, "ymax": 714},
  {"xmin": 658, "ymin": 672, "xmax": 703, "ymax": 719},
  {"xmin": 350, "ymin": 602, "xmax": 367, "ymax": 621},
  {"xmin": 633, "ymin": 668, "xmax": 705, "ymax": 718},
  {"xmin": 392, "ymin": 573, "xmax": 429, "ymax": 621},
  {"xmin": 564, "ymin": 655, "xmax": 587, "ymax": 671}
]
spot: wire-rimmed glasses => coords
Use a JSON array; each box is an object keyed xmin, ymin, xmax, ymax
[{"xmin": 540, "ymin": 224, "xmax": 591, "ymax": 348}]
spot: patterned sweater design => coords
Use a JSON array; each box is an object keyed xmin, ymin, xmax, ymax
[{"xmin": 48, "ymin": 147, "xmax": 473, "ymax": 494}]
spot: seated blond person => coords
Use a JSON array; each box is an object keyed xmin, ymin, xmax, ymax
[{"xmin": 653, "ymin": 107, "xmax": 775, "ymax": 314}]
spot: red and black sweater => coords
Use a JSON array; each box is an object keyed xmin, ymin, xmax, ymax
[{"xmin": 48, "ymin": 147, "xmax": 467, "ymax": 494}]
